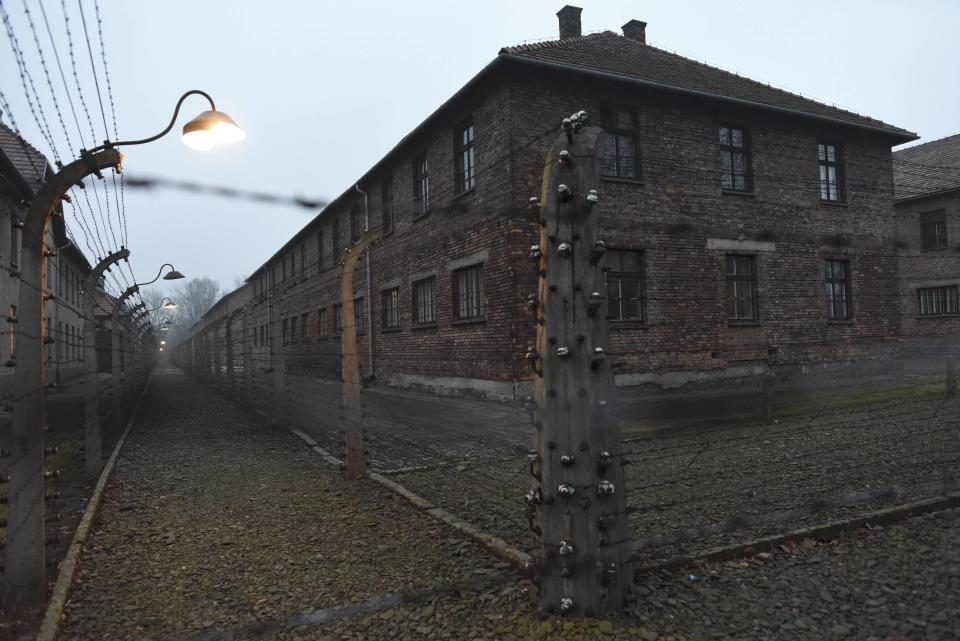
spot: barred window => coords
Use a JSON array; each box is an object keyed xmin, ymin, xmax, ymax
[
  {"xmin": 726, "ymin": 254, "xmax": 758, "ymax": 321},
  {"xmin": 413, "ymin": 277, "xmax": 435, "ymax": 325},
  {"xmin": 317, "ymin": 308, "xmax": 327, "ymax": 337},
  {"xmin": 601, "ymin": 106, "xmax": 638, "ymax": 179},
  {"xmin": 455, "ymin": 121, "xmax": 476, "ymax": 193},
  {"xmin": 719, "ymin": 125, "xmax": 751, "ymax": 192},
  {"xmin": 382, "ymin": 179, "xmax": 395, "ymax": 235},
  {"xmin": 354, "ymin": 297, "xmax": 364, "ymax": 335},
  {"xmin": 818, "ymin": 142, "xmax": 844, "ymax": 202},
  {"xmin": 382, "ymin": 288, "xmax": 400, "ymax": 329},
  {"xmin": 918, "ymin": 286, "xmax": 959, "ymax": 316},
  {"xmin": 920, "ymin": 210, "xmax": 947, "ymax": 250},
  {"xmin": 603, "ymin": 249, "xmax": 644, "ymax": 321},
  {"xmin": 453, "ymin": 264, "xmax": 484, "ymax": 321},
  {"xmin": 413, "ymin": 152, "xmax": 429, "ymax": 218},
  {"xmin": 825, "ymin": 259, "xmax": 850, "ymax": 320}
]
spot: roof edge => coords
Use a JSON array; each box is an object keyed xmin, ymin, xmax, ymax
[
  {"xmin": 499, "ymin": 53, "xmax": 918, "ymax": 144},
  {"xmin": 894, "ymin": 185, "xmax": 960, "ymax": 205}
]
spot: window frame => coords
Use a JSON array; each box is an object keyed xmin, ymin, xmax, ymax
[
  {"xmin": 317, "ymin": 307, "xmax": 328, "ymax": 338},
  {"xmin": 381, "ymin": 178, "xmax": 395, "ymax": 236},
  {"xmin": 412, "ymin": 277, "xmax": 436, "ymax": 326},
  {"xmin": 824, "ymin": 259, "xmax": 852, "ymax": 321},
  {"xmin": 600, "ymin": 105, "xmax": 640, "ymax": 180},
  {"xmin": 918, "ymin": 285, "xmax": 960, "ymax": 317},
  {"xmin": 452, "ymin": 263, "xmax": 485, "ymax": 322},
  {"xmin": 718, "ymin": 124, "xmax": 752, "ymax": 192},
  {"xmin": 818, "ymin": 141, "xmax": 845, "ymax": 203},
  {"xmin": 920, "ymin": 210, "xmax": 948, "ymax": 251},
  {"xmin": 354, "ymin": 297, "xmax": 364, "ymax": 335},
  {"xmin": 725, "ymin": 254, "xmax": 759, "ymax": 323},
  {"xmin": 454, "ymin": 119, "xmax": 476, "ymax": 194},
  {"xmin": 413, "ymin": 152, "xmax": 430, "ymax": 219},
  {"xmin": 604, "ymin": 249, "xmax": 645, "ymax": 322},
  {"xmin": 382, "ymin": 287, "xmax": 400, "ymax": 330}
]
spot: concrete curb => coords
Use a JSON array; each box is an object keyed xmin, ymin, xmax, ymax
[
  {"xmin": 288, "ymin": 428, "xmax": 532, "ymax": 568},
  {"xmin": 635, "ymin": 492, "xmax": 960, "ymax": 576},
  {"xmin": 35, "ymin": 372, "xmax": 154, "ymax": 641}
]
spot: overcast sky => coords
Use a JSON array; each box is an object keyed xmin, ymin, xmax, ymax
[{"xmin": 2, "ymin": 1, "xmax": 958, "ymax": 297}]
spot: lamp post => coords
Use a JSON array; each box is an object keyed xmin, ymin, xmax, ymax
[
  {"xmin": 6, "ymin": 90, "xmax": 242, "ymax": 608},
  {"xmin": 111, "ymin": 266, "xmax": 184, "ymax": 429}
]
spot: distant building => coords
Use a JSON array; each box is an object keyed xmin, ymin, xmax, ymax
[
  {"xmin": 894, "ymin": 133, "xmax": 960, "ymax": 353},
  {"xmin": 0, "ymin": 123, "xmax": 97, "ymax": 400},
  {"xmin": 185, "ymin": 6, "xmax": 917, "ymax": 400}
]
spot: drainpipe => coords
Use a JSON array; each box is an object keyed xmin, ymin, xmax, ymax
[{"xmin": 355, "ymin": 183, "xmax": 375, "ymax": 380}]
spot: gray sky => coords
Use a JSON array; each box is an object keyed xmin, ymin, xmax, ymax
[{"xmin": 3, "ymin": 1, "xmax": 958, "ymax": 297}]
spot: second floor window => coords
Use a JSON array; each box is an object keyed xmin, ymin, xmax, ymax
[
  {"xmin": 413, "ymin": 277, "xmax": 435, "ymax": 325},
  {"xmin": 918, "ymin": 286, "xmax": 959, "ymax": 316},
  {"xmin": 825, "ymin": 259, "xmax": 851, "ymax": 320},
  {"xmin": 455, "ymin": 121, "xmax": 476, "ymax": 193},
  {"xmin": 413, "ymin": 153, "xmax": 429, "ymax": 218},
  {"xmin": 921, "ymin": 210, "xmax": 947, "ymax": 250},
  {"xmin": 453, "ymin": 264, "xmax": 484, "ymax": 320},
  {"xmin": 601, "ymin": 107, "xmax": 638, "ymax": 179},
  {"xmin": 382, "ymin": 179, "xmax": 394, "ymax": 235},
  {"xmin": 726, "ymin": 254, "xmax": 758, "ymax": 321},
  {"xmin": 719, "ymin": 125, "xmax": 750, "ymax": 191},
  {"xmin": 818, "ymin": 142, "xmax": 844, "ymax": 202},
  {"xmin": 382, "ymin": 288, "xmax": 400, "ymax": 329},
  {"xmin": 604, "ymin": 249, "xmax": 644, "ymax": 321},
  {"xmin": 317, "ymin": 308, "xmax": 327, "ymax": 337},
  {"xmin": 300, "ymin": 313, "xmax": 308, "ymax": 338}
]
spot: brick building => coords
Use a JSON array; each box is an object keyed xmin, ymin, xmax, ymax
[
  {"xmin": 1, "ymin": 123, "xmax": 93, "ymax": 401},
  {"xmin": 893, "ymin": 133, "xmax": 960, "ymax": 353},
  {"xmin": 181, "ymin": 6, "xmax": 917, "ymax": 400}
]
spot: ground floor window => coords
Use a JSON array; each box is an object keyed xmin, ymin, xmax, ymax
[
  {"xmin": 453, "ymin": 264, "xmax": 484, "ymax": 320},
  {"xmin": 918, "ymin": 285, "xmax": 959, "ymax": 316},
  {"xmin": 382, "ymin": 288, "xmax": 400, "ymax": 329}
]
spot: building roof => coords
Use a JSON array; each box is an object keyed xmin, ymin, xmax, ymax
[
  {"xmin": 893, "ymin": 133, "xmax": 960, "ymax": 202},
  {"xmin": 0, "ymin": 122, "xmax": 49, "ymax": 195},
  {"xmin": 500, "ymin": 31, "xmax": 916, "ymax": 142}
]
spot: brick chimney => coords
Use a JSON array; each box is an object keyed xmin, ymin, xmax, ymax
[
  {"xmin": 557, "ymin": 5, "xmax": 582, "ymax": 39},
  {"xmin": 622, "ymin": 19, "xmax": 647, "ymax": 44}
]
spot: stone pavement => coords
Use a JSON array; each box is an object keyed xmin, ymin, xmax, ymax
[{"xmin": 54, "ymin": 365, "xmax": 960, "ymax": 640}]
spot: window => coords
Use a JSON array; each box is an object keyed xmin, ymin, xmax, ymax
[
  {"xmin": 291, "ymin": 315, "xmax": 298, "ymax": 341},
  {"xmin": 317, "ymin": 230, "xmax": 325, "ymax": 272},
  {"xmin": 300, "ymin": 244, "xmax": 307, "ymax": 277},
  {"xmin": 350, "ymin": 202, "xmax": 362, "ymax": 242},
  {"xmin": 455, "ymin": 121, "xmax": 476, "ymax": 192},
  {"xmin": 259, "ymin": 325, "xmax": 266, "ymax": 347},
  {"xmin": 300, "ymin": 313, "xmax": 308, "ymax": 338},
  {"xmin": 918, "ymin": 286, "xmax": 959, "ymax": 316},
  {"xmin": 825, "ymin": 259, "xmax": 851, "ymax": 320},
  {"xmin": 413, "ymin": 277, "xmax": 435, "ymax": 325},
  {"xmin": 382, "ymin": 288, "xmax": 400, "ymax": 329},
  {"xmin": 317, "ymin": 308, "xmax": 327, "ymax": 337},
  {"xmin": 921, "ymin": 210, "xmax": 948, "ymax": 250},
  {"xmin": 354, "ymin": 297, "xmax": 364, "ymax": 335},
  {"xmin": 282, "ymin": 318, "xmax": 289, "ymax": 345},
  {"xmin": 818, "ymin": 142, "xmax": 843, "ymax": 202},
  {"xmin": 453, "ymin": 264, "xmax": 484, "ymax": 320},
  {"xmin": 601, "ymin": 107, "xmax": 638, "ymax": 179},
  {"xmin": 604, "ymin": 249, "xmax": 644, "ymax": 321},
  {"xmin": 332, "ymin": 218, "xmax": 341, "ymax": 262},
  {"xmin": 8, "ymin": 305, "xmax": 16, "ymax": 361},
  {"xmin": 382, "ymin": 179, "xmax": 394, "ymax": 235},
  {"xmin": 719, "ymin": 125, "xmax": 751, "ymax": 191},
  {"xmin": 413, "ymin": 152, "xmax": 429, "ymax": 218},
  {"xmin": 726, "ymin": 255, "xmax": 758, "ymax": 321}
]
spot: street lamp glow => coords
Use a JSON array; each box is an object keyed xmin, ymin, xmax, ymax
[{"xmin": 182, "ymin": 110, "xmax": 246, "ymax": 151}]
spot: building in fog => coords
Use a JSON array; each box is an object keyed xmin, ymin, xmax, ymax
[
  {"xmin": 181, "ymin": 6, "xmax": 918, "ymax": 400},
  {"xmin": 894, "ymin": 133, "xmax": 960, "ymax": 353}
]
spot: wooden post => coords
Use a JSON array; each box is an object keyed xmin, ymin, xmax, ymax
[
  {"xmin": 243, "ymin": 304, "xmax": 253, "ymax": 401},
  {"xmin": 6, "ymin": 149, "xmax": 121, "ymax": 608},
  {"xmin": 82, "ymin": 249, "xmax": 129, "ymax": 475},
  {"xmin": 528, "ymin": 116, "xmax": 631, "ymax": 616},
  {"xmin": 339, "ymin": 232, "xmax": 378, "ymax": 479}
]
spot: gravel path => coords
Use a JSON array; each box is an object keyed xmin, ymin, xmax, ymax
[
  {"xmin": 57, "ymin": 366, "xmax": 503, "ymax": 640},
  {"xmin": 256, "ymin": 506, "xmax": 960, "ymax": 640}
]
